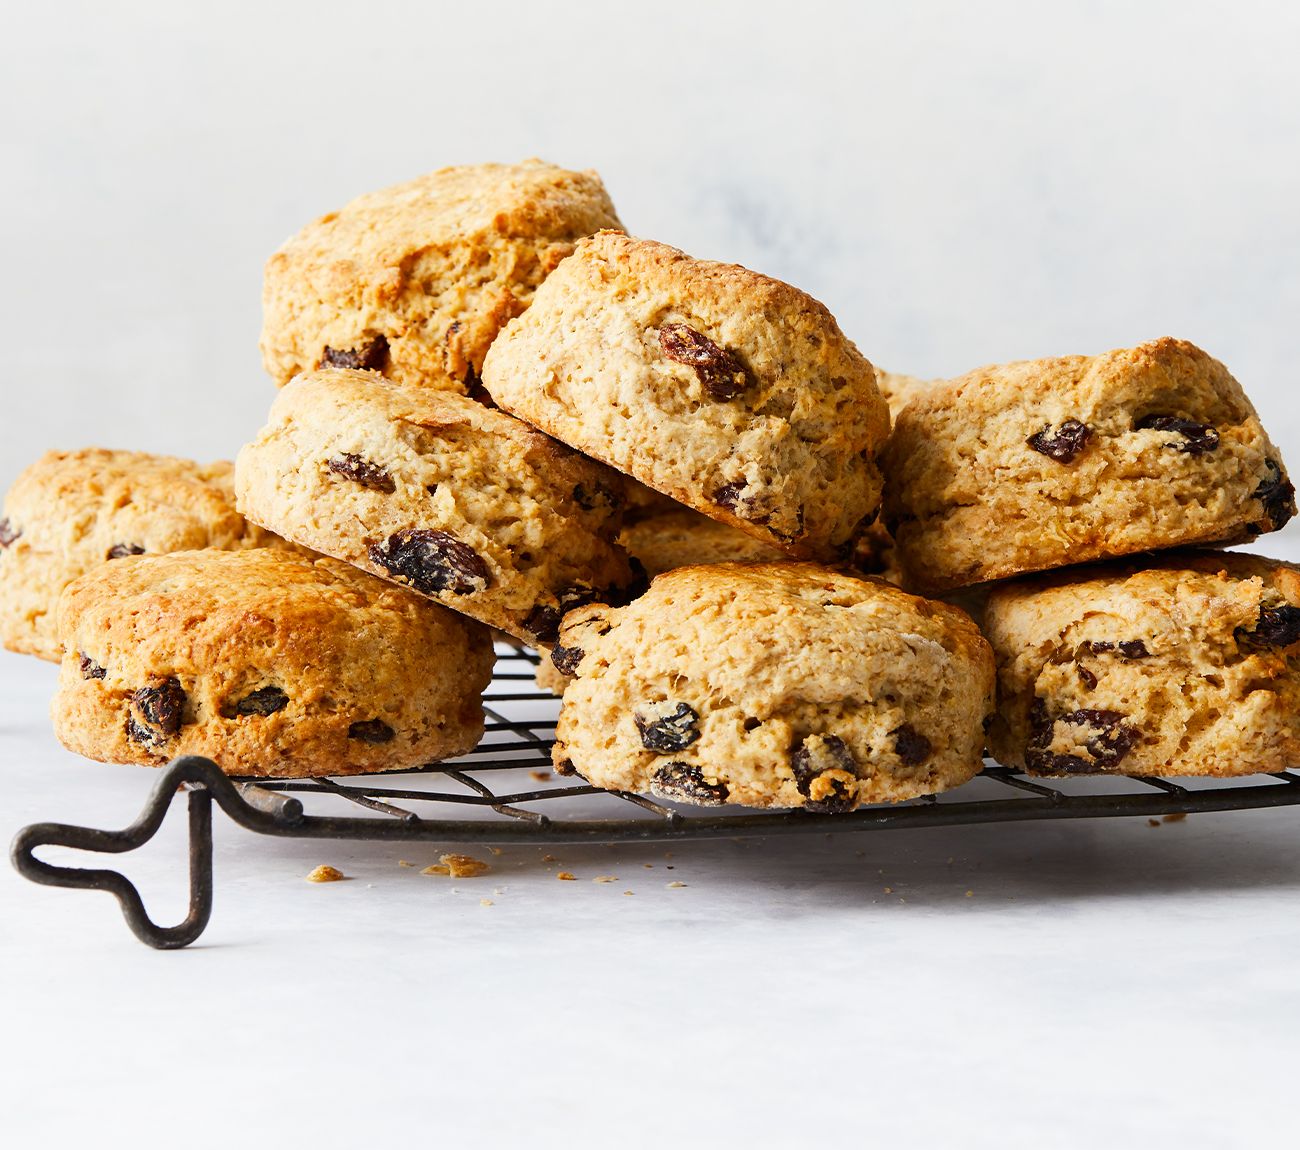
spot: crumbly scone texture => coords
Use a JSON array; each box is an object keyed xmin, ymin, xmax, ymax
[
  {"xmin": 52, "ymin": 550, "xmax": 494, "ymax": 778},
  {"xmin": 0, "ymin": 449, "xmax": 295, "ymax": 661},
  {"xmin": 883, "ymin": 338, "xmax": 1295, "ymax": 593},
  {"xmin": 984, "ymin": 551, "xmax": 1300, "ymax": 778},
  {"xmin": 534, "ymin": 657, "xmax": 571, "ymax": 697},
  {"xmin": 482, "ymin": 231, "xmax": 890, "ymax": 564},
  {"xmin": 621, "ymin": 508, "xmax": 789, "ymax": 578},
  {"xmin": 550, "ymin": 563, "xmax": 994, "ymax": 809},
  {"xmin": 261, "ymin": 160, "xmax": 622, "ymax": 391},
  {"xmin": 235, "ymin": 368, "xmax": 635, "ymax": 645},
  {"xmin": 874, "ymin": 369, "xmax": 934, "ymax": 420}
]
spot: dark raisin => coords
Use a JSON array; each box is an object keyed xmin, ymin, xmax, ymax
[
  {"xmin": 1026, "ymin": 706, "xmax": 1138, "ymax": 773},
  {"xmin": 107, "ymin": 543, "xmax": 145, "ymax": 560},
  {"xmin": 712, "ymin": 479, "xmax": 765, "ymax": 522},
  {"xmin": 327, "ymin": 453, "xmax": 395, "ymax": 493},
  {"xmin": 1254, "ymin": 459, "xmax": 1297, "ymax": 530},
  {"xmin": 743, "ymin": 717, "xmax": 762, "ymax": 732},
  {"xmin": 348, "ymin": 719, "xmax": 395, "ymax": 743},
  {"xmin": 1027, "ymin": 419, "xmax": 1092, "ymax": 464},
  {"xmin": 550, "ymin": 644, "xmax": 584, "ymax": 677},
  {"xmin": 127, "ymin": 677, "xmax": 186, "ymax": 745},
  {"xmin": 1080, "ymin": 640, "xmax": 1114, "ymax": 654},
  {"xmin": 232, "ymin": 686, "xmax": 289, "ymax": 717},
  {"xmin": 1237, "ymin": 604, "xmax": 1300, "ymax": 649},
  {"xmin": 1134, "ymin": 414, "xmax": 1219, "ymax": 454},
  {"xmin": 651, "ymin": 761, "xmax": 728, "ymax": 805},
  {"xmin": 522, "ymin": 587, "xmax": 602, "ymax": 645},
  {"xmin": 368, "ymin": 529, "xmax": 489, "ymax": 596},
  {"xmin": 321, "ymin": 334, "xmax": 388, "ymax": 372},
  {"xmin": 891, "ymin": 724, "xmax": 933, "ymax": 766},
  {"xmin": 790, "ymin": 734, "xmax": 858, "ymax": 813},
  {"xmin": 659, "ymin": 323, "xmax": 752, "ymax": 401},
  {"xmin": 635, "ymin": 702, "xmax": 701, "ymax": 753},
  {"xmin": 463, "ymin": 365, "xmax": 497, "ymax": 407},
  {"xmin": 1077, "ymin": 664, "xmax": 1097, "ymax": 690},
  {"xmin": 78, "ymin": 653, "xmax": 106, "ymax": 680},
  {"xmin": 1118, "ymin": 640, "xmax": 1150, "ymax": 659},
  {"xmin": 554, "ymin": 758, "xmax": 578, "ymax": 777},
  {"xmin": 0, "ymin": 518, "xmax": 19, "ymax": 548}
]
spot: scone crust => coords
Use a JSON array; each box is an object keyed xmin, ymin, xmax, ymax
[
  {"xmin": 0, "ymin": 449, "xmax": 292, "ymax": 661},
  {"xmin": 983, "ymin": 551, "xmax": 1300, "ymax": 777},
  {"xmin": 261, "ymin": 160, "xmax": 622, "ymax": 391},
  {"xmin": 235, "ymin": 368, "xmax": 635, "ymax": 644},
  {"xmin": 551, "ymin": 562, "xmax": 994, "ymax": 809},
  {"xmin": 621, "ymin": 509, "xmax": 789, "ymax": 579},
  {"xmin": 52, "ymin": 550, "xmax": 493, "ymax": 777},
  {"xmin": 883, "ymin": 339, "xmax": 1295, "ymax": 593},
  {"xmin": 481, "ymin": 231, "xmax": 890, "ymax": 564}
]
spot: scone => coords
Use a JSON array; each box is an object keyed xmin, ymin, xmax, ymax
[
  {"xmin": 261, "ymin": 160, "xmax": 622, "ymax": 392},
  {"xmin": 983, "ymin": 551, "xmax": 1300, "ymax": 777},
  {"xmin": 52, "ymin": 549, "xmax": 493, "ymax": 777},
  {"xmin": 481, "ymin": 231, "xmax": 890, "ymax": 564},
  {"xmin": 621, "ymin": 508, "xmax": 789, "ymax": 578},
  {"xmin": 236, "ymin": 368, "xmax": 636, "ymax": 645},
  {"xmin": 884, "ymin": 339, "xmax": 1295, "ymax": 593},
  {"xmin": 874, "ymin": 368, "xmax": 934, "ymax": 419},
  {"xmin": 550, "ymin": 563, "xmax": 994, "ymax": 809},
  {"xmin": 0, "ymin": 449, "xmax": 294, "ymax": 661}
]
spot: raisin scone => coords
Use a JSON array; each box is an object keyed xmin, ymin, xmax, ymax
[
  {"xmin": 235, "ymin": 368, "xmax": 636, "ymax": 645},
  {"xmin": 261, "ymin": 160, "xmax": 622, "ymax": 392},
  {"xmin": 0, "ymin": 450, "xmax": 296, "ymax": 661},
  {"xmin": 481, "ymin": 231, "xmax": 890, "ymax": 564},
  {"xmin": 883, "ymin": 339, "xmax": 1295, "ymax": 594},
  {"xmin": 549, "ymin": 563, "xmax": 994, "ymax": 810},
  {"xmin": 983, "ymin": 551, "xmax": 1300, "ymax": 777},
  {"xmin": 874, "ymin": 368, "xmax": 934, "ymax": 419},
  {"xmin": 52, "ymin": 549, "xmax": 493, "ymax": 777}
]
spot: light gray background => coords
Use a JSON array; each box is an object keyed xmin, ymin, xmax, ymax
[{"xmin": 4, "ymin": 3, "xmax": 1300, "ymax": 1147}]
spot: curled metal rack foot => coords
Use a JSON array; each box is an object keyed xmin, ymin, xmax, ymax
[{"xmin": 12, "ymin": 644, "xmax": 1300, "ymax": 948}]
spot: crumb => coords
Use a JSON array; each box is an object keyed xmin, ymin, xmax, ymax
[
  {"xmin": 542, "ymin": 854, "xmax": 559, "ymax": 862},
  {"xmin": 397, "ymin": 860, "xmax": 414, "ymax": 868},
  {"xmin": 489, "ymin": 846, "xmax": 503, "ymax": 855},
  {"xmin": 624, "ymin": 891, "xmax": 633, "ymax": 896},
  {"xmin": 666, "ymin": 881, "xmax": 686, "ymax": 889},
  {"xmin": 480, "ymin": 899, "xmax": 494, "ymax": 907},
  {"xmin": 439, "ymin": 853, "xmax": 490, "ymax": 878},
  {"xmin": 556, "ymin": 871, "xmax": 577, "ymax": 881},
  {"xmin": 421, "ymin": 864, "xmax": 451, "ymax": 876},
  {"xmin": 530, "ymin": 770, "xmax": 552, "ymax": 782},
  {"xmin": 883, "ymin": 886, "xmax": 892, "ymax": 894},
  {"xmin": 593, "ymin": 875, "xmax": 617, "ymax": 883},
  {"xmin": 366, "ymin": 883, "xmax": 374, "ymax": 889},
  {"xmin": 643, "ymin": 863, "xmax": 653, "ymax": 868},
  {"xmin": 306, "ymin": 865, "xmax": 346, "ymax": 883},
  {"xmin": 1147, "ymin": 818, "xmax": 1160, "ymax": 827},
  {"xmin": 946, "ymin": 857, "xmax": 954, "ymax": 864},
  {"xmin": 664, "ymin": 852, "xmax": 673, "ymax": 859},
  {"xmin": 666, "ymin": 865, "xmax": 675, "ymax": 870},
  {"xmin": 965, "ymin": 890, "xmax": 973, "ymax": 898},
  {"xmin": 1162, "ymin": 812, "xmax": 1187, "ymax": 823},
  {"xmin": 493, "ymin": 887, "xmax": 505, "ymax": 896}
]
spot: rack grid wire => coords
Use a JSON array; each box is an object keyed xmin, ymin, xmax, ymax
[{"xmin": 12, "ymin": 641, "xmax": 1300, "ymax": 949}]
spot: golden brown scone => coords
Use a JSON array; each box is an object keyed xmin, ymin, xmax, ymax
[
  {"xmin": 534, "ymin": 657, "xmax": 571, "ymax": 697},
  {"xmin": 983, "ymin": 551, "xmax": 1300, "ymax": 778},
  {"xmin": 481, "ymin": 231, "xmax": 890, "ymax": 564},
  {"xmin": 260, "ymin": 160, "xmax": 622, "ymax": 392},
  {"xmin": 0, "ymin": 450, "xmax": 296, "ymax": 661},
  {"xmin": 883, "ymin": 339, "xmax": 1295, "ymax": 593},
  {"xmin": 874, "ymin": 369, "xmax": 935, "ymax": 420},
  {"xmin": 52, "ymin": 550, "xmax": 494, "ymax": 777},
  {"xmin": 235, "ymin": 368, "xmax": 636, "ymax": 645},
  {"xmin": 621, "ymin": 508, "xmax": 789, "ymax": 578},
  {"xmin": 550, "ymin": 563, "xmax": 994, "ymax": 809}
]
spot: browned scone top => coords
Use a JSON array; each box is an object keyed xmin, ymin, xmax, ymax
[
  {"xmin": 52, "ymin": 549, "xmax": 494, "ymax": 778},
  {"xmin": 983, "ymin": 551, "xmax": 1300, "ymax": 778},
  {"xmin": 481, "ymin": 231, "xmax": 890, "ymax": 564},
  {"xmin": 260, "ymin": 159, "xmax": 623, "ymax": 392},
  {"xmin": 883, "ymin": 338, "xmax": 1294, "ymax": 593}
]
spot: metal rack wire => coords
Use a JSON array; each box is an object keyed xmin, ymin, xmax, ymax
[{"xmin": 12, "ymin": 642, "xmax": 1300, "ymax": 949}]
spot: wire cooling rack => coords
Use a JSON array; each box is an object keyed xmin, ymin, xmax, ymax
[{"xmin": 12, "ymin": 642, "xmax": 1300, "ymax": 948}]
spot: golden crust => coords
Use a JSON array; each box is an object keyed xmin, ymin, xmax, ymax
[
  {"xmin": 482, "ymin": 231, "xmax": 890, "ymax": 564},
  {"xmin": 552, "ymin": 562, "xmax": 993, "ymax": 809},
  {"xmin": 52, "ymin": 549, "xmax": 494, "ymax": 778},
  {"xmin": 260, "ymin": 160, "xmax": 622, "ymax": 391},
  {"xmin": 620, "ymin": 508, "xmax": 788, "ymax": 578},
  {"xmin": 883, "ymin": 338, "xmax": 1295, "ymax": 593}
]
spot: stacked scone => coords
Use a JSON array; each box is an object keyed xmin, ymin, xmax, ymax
[{"xmin": 4, "ymin": 157, "xmax": 1296, "ymax": 803}]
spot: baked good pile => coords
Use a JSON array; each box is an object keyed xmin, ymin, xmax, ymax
[{"xmin": 3, "ymin": 159, "xmax": 1296, "ymax": 803}]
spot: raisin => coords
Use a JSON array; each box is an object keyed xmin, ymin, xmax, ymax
[
  {"xmin": 348, "ymin": 719, "xmax": 395, "ymax": 743},
  {"xmin": 891, "ymin": 724, "xmax": 932, "ymax": 766},
  {"xmin": 321, "ymin": 334, "xmax": 388, "ymax": 372},
  {"xmin": 327, "ymin": 453, "xmax": 395, "ymax": 493},
  {"xmin": 790, "ymin": 734, "xmax": 858, "ymax": 813},
  {"xmin": 107, "ymin": 543, "xmax": 145, "ymax": 559},
  {"xmin": 1134, "ymin": 414, "xmax": 1219, "ymax": 454},
  {"xmin": 522, "ymin": 587, "xmax": 600, "ymax": 645},
  {"xmin": 635, "ymin": 702, "xmax": 701, "ymax": 753},
  {"xmin": 1077, "ymin": 664, "xmax": 1097, "ymax": 690},
  {"xmin": 712, "ymin": 479, "xmax": 766, "ymax": 522},
  {"xmin": 127, "ymin": 677, "xmax": 186, "ymax": 745},
  {"xmin": 1026, "ymin": 419, "xmax": 1092, "ymax": 464},
  {"xmin": 1026, "ymin": 706, "xmax": 1138, "ymax": 774},
  {"xmin": 0, "ymin": 518, "xmax": 19, "ymax": 548},
  {"xmin": 651, "ymin": 762, "xmax": 729, "ymax": 805},
  {"xmin": 368, "ymin": 529, "xmax": 489, "ymax": 596},
  {"xmin": 1254, "ymin": 459, "xmax": 1296, "ymax": 530},
  {"xmin": 1080, "ymin": 640, "xmax": 1114, "ymax": 654},
  {"xmin": 1118, "ymin": 640, "xmax": 1150, "ymax": 659},
  {"xmin": 1237, "ymin": 604, "xmax": 1300, "ymax": 649},
  {"xmin": 232, "ymin": 686, "xmax": 289, "ymax": 717},
  {"xmin": 659, "ymin": 323, "xmax": 752, "ymax": 401},
  {"xmin": 463, "ymin": 366, "xmax": 497, "ymax": 407},
  {"xmin": 550, "ymin": 644, "xmax": 584, "ymax": 677},
  {"xmin": 78, "ymin": 653, "xmax": 106, "ymax": 680}
]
